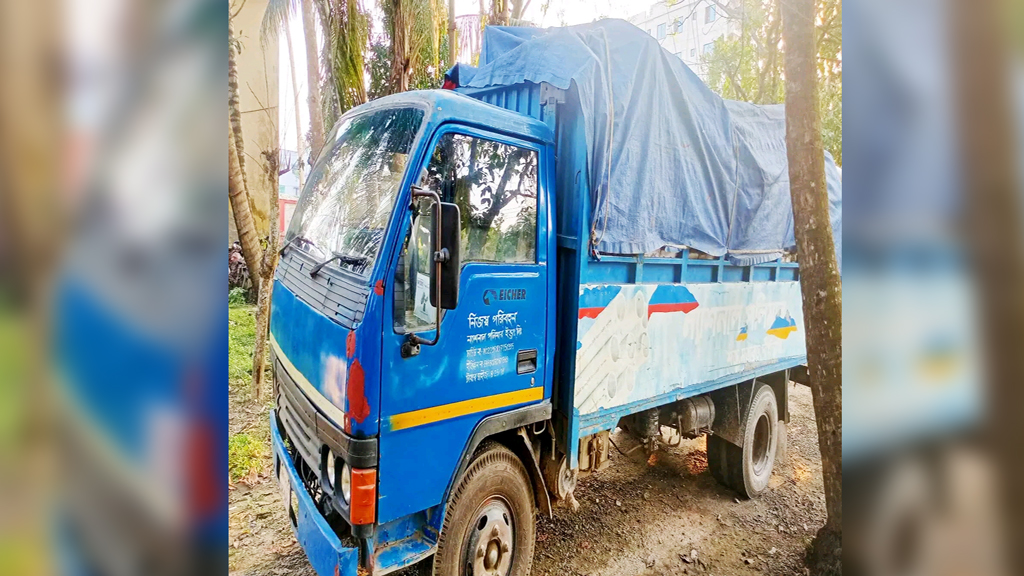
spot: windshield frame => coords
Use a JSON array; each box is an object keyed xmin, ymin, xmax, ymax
[{"xmin": 285, "ymin": 100, "xmax": 431, "ymax": 279}]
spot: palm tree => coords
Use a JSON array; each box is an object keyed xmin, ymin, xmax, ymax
[
  {"xmin": 301, "ymin": 0, "xmax": 326, "ymax": 157},
  {"xmin": 381, "ymin": 0, "xmax": 446, "ymax": 94},
  {"xmin": 229, "ymin": 18, "xmax": 281, "ymax": 401},
  {"xmin": 315, "ymin": 0, "xmax": 370, "ymax": 126}
]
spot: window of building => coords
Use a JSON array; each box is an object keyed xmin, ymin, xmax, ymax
[
  {"xmin": 690, "ymin": 48, "xmax": 696, "ymax": 57},
  {"xmin": 657, "ymin": 23, "xmax": 666, "ymax": 40},
  {"xmin": 705, "ymin": 5, "xmax": 716, "ymax": 23},
  {"xmin": 703, "ymin": 42, "xmax": 714, "ymax": 55}
]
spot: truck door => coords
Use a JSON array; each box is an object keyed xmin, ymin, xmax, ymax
[{"xmin": 377, "ymin": 127, "xmax": 550, "ymax": 522}]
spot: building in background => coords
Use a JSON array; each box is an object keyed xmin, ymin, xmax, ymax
[
  {"xmin": 278, "ymin": 148, "xmax": 302, "ymax": 234},
  {"xmin": 627, "ymin": 0, "xmax": 735, "ymax": 79}
]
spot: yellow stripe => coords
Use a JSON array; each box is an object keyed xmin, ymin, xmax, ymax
[
  {"xmin": 269, "ymin": 332, "xmax": 349, "ymax": 426},
  {"xmin": 390, "ymin": 387, "xmax": 544, "ymax": 431}
]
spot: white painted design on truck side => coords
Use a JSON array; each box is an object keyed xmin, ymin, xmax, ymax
[{"xmin": 574, "ymin": 282, "xmax": 806, "ymax": 414}]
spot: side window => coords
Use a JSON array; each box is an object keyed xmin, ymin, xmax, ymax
[
  {"xmin": 393, "ymin": 197, "xmax": 436, "ymax": 332},
  {"xmin": 394, "ymin": 132, "xmax": 538, "ymax": 332},
  {"xmin": 420, "ymin": 132, "xmax": 538, "ymax": 264}
]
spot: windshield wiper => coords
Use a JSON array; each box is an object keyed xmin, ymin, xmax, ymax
[
  {"xmin": 279, "ymin": 235, "xmax": 315, "ymax": 256},
  {"xmin": 309, "ymin": 252, "xmax": 369, "ymax": 277}
]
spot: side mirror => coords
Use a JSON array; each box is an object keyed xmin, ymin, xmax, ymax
[
  {"xmin": 430, "ymin": 202, "xmax": 460, "ymax": 310},
  {"xmin": 404, "ymin": 187, "xmax": 460, "ymax": 355}
]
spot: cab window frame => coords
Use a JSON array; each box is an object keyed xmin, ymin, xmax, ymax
[{"xmin": 390, "ymin": 124, "xmax": 544, "ymax": 335}]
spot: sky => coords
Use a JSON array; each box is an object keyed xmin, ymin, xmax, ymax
[{"xmin": 279, "ymin": 0, "xmax": 649, "ymax": 155}]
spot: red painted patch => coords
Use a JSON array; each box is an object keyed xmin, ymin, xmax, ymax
[
  {"xmin": 188, "ymin": 421, "xmax": 218, "ymax": 519},
  {"xmin": 578, "ymin": 306, "xmax": 605, "ymax": 319},
  {"xmin": 647, "ymin": 301, "xmax": 699, "ymax": 318},
  {"xmin": 346, "ymin": 359, "xmax": 370, "ymax": 424},
  {"xmin": 374, "ymin": 279, "xmax": 385, "ymax": 296},
  {"xmin": 346, "ymin": 330, "xmax": 356, "ymax": 358}
]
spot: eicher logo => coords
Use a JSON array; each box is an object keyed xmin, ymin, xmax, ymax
[{"xmin": 483, "ymin": 288, "xmax": 527, "ymax": 305}]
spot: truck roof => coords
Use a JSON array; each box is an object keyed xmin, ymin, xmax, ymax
[{"xmin": 359, "ymin": 88, "xmax": 554, "ymax": 145}]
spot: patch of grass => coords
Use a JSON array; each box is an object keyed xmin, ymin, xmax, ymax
[
  {"xmin": 228, "ymin": 304, "xmax": 256, "ymax": 388},
  {"xmin": 228, "ymin": 432, "xmax": 267, "ymax": 482},
  {"xmin": 228, "ymin": 287, "xmax": 250, "ymax": 307}
]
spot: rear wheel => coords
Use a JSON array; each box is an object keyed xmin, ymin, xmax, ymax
[
  {"xmin": 433, "ymin": 442, "xmax": 535, "ymax": 576},
  {"xmin": 708, "ymin": 383, "xmax": 778, "ymax": 498}
]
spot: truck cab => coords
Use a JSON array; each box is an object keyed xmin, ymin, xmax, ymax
[{"xmin": 270, "ymin": 90, "xmax": 557, "ymax": 575}]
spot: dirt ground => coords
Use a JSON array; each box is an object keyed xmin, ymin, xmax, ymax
[{"xmin": 229, "ymin": 381, "xmax": 825, "ymax": 576}]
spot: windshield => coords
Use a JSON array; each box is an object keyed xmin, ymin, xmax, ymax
[{"xmin": 286, "ymin": 106, "xmax": 425, "ymax": 274}]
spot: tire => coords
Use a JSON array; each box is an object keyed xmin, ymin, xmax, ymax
[
  {"xmin": 707, "ymin": 384, "xmax": 778, "ymax": 498},
  {"xmin": 432, "ymin": 442, "xmax": 536, "ymax": 576}
]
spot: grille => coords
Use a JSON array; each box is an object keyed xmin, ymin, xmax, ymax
[{"xmin": 275, "ymin": 248, "xmax": 371, "ymax": 328}]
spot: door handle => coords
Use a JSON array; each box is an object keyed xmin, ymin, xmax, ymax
[{"xmin": 516, "ymin": 349, "xmax": 538, "ymax": 374}]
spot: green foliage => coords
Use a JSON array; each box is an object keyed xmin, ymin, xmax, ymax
[
  {"xmin": 367, "ymin": 36, "xmax": 393, "ymax": 100},
  {"xmin": 317, "ymin": 0, "xmax": 372, "ymax": 131},
  {"xmin": 259, "ymin": 0, "xmax": 296, "ymax": 49},
  {"xmin": 704, "ymin": 0, "xmax": 842, "ymax": 164},
  {"xmin": 228, "ymin": 287, "xmax": 250, "ymax": 306},
  {"xmin": 228, "ymin": 304, "xmax": 257, "ymax": 387},
  {"xmin": 228, "ymin": 432, "xmax": 267, "ymax": 481},
  {"xmin": 371, "ymin": 0, "xmax": 451, "ymax": 96}
]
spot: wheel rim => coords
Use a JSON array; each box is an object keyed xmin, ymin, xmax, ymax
[
  {"xmin": 751, "ymin": 413, "xmax": 771, "ymax": 476},
  {"xmin": 463, "ymin": 496, "xmax": 515, "ymax": 576}
]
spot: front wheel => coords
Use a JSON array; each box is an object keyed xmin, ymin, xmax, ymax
[{"xmin": 432, "ymin": 442, "xmax": 536, "ymax": 576}]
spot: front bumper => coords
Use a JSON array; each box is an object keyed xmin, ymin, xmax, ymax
[{"xmin": 271, "ymin": 410, "xmax": 360, "ymax": 576}]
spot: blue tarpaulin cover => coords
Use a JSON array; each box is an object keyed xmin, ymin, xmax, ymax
[{"xmin": 454, "ymin": 19, "xmax": 842, "ymax": 265}]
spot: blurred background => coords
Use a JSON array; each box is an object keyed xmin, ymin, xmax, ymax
[
  {"xmin": 843, "ymin": 1, "xmax": 1022, "ymax": 576},
  {"xmin": 0, "ymin": 0, "xmax": 226, "ymax": 574},
  {"xmin": 0, "ymin": 0, "xmax": 1020, "ymax": 574}
]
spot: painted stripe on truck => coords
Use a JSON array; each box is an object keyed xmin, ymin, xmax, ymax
[{"xmin": 389, "ymin": 387, "xmax": 544, "ymax": 431}]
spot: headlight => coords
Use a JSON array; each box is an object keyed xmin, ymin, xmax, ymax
[
  {"xmin": 340, "ymin": 462, "xmax": 352, "ymax": 503},
  {"xmin": 325, "ymin": 450, "xmax": 337, "ymax": 489}
]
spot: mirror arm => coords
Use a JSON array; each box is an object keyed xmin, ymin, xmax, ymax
[{"xmin": 405, "ymin": 186, "xmax": 443, "ymax": 355}]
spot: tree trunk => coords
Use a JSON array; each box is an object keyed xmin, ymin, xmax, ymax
[
  {"xmin": 490, "ymin": 0, "xmax": 509, "ymax": 26},
  {"xmin": 251, "ymin": 276, "xmax": 273, "ymax": 400},
  {"xmin": 448, "ymin": 0, "xmax": 457, "ymax": 64},
  {"xmin": 389, "ymin": 0, "xmax": 410, "ymax": 93},
  {"xmin": 780, "ymin": 0, "xmax": 842, "ymax": 569},
  {"xmin": 229, "ymin": 10, "xmax": 281, "ymax": 402},
  {"xmin": 284, "ymin": 18, "xmax": 305, "ymax": 188},
  {"xmin": 301, "ymin": 0, "xmax": 326, "ymax": 157},
  {"xmin": 253, "ymin": 146, "xmax": 279, "ymax": 401},
  {"xmin": 229, "ymin": 125, "xmax": 277, "ymax": 402},
  {"xmin": 228, "ymin": 20, "xmax": 249, "ymax": 195},
  {"xmin": 951, "ymin": 0, "xmax": 1024, "ymax": 564},
  {"xmin": 228, "ymin": 124, "xmax": 263, "ymax": 286}
]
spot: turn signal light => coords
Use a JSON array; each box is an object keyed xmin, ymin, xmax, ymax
[{"xmin": 349, "ymin": 468, "xmax": 376, "ymax": 525}]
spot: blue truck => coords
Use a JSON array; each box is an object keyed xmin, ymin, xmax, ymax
[
  {"xmin": 269, "ymin": 92, "xmax": 819, "ymax": 576},
  {"xmin": 270, "ymin": 19, "xmax": 841, "ymax": 576}
]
